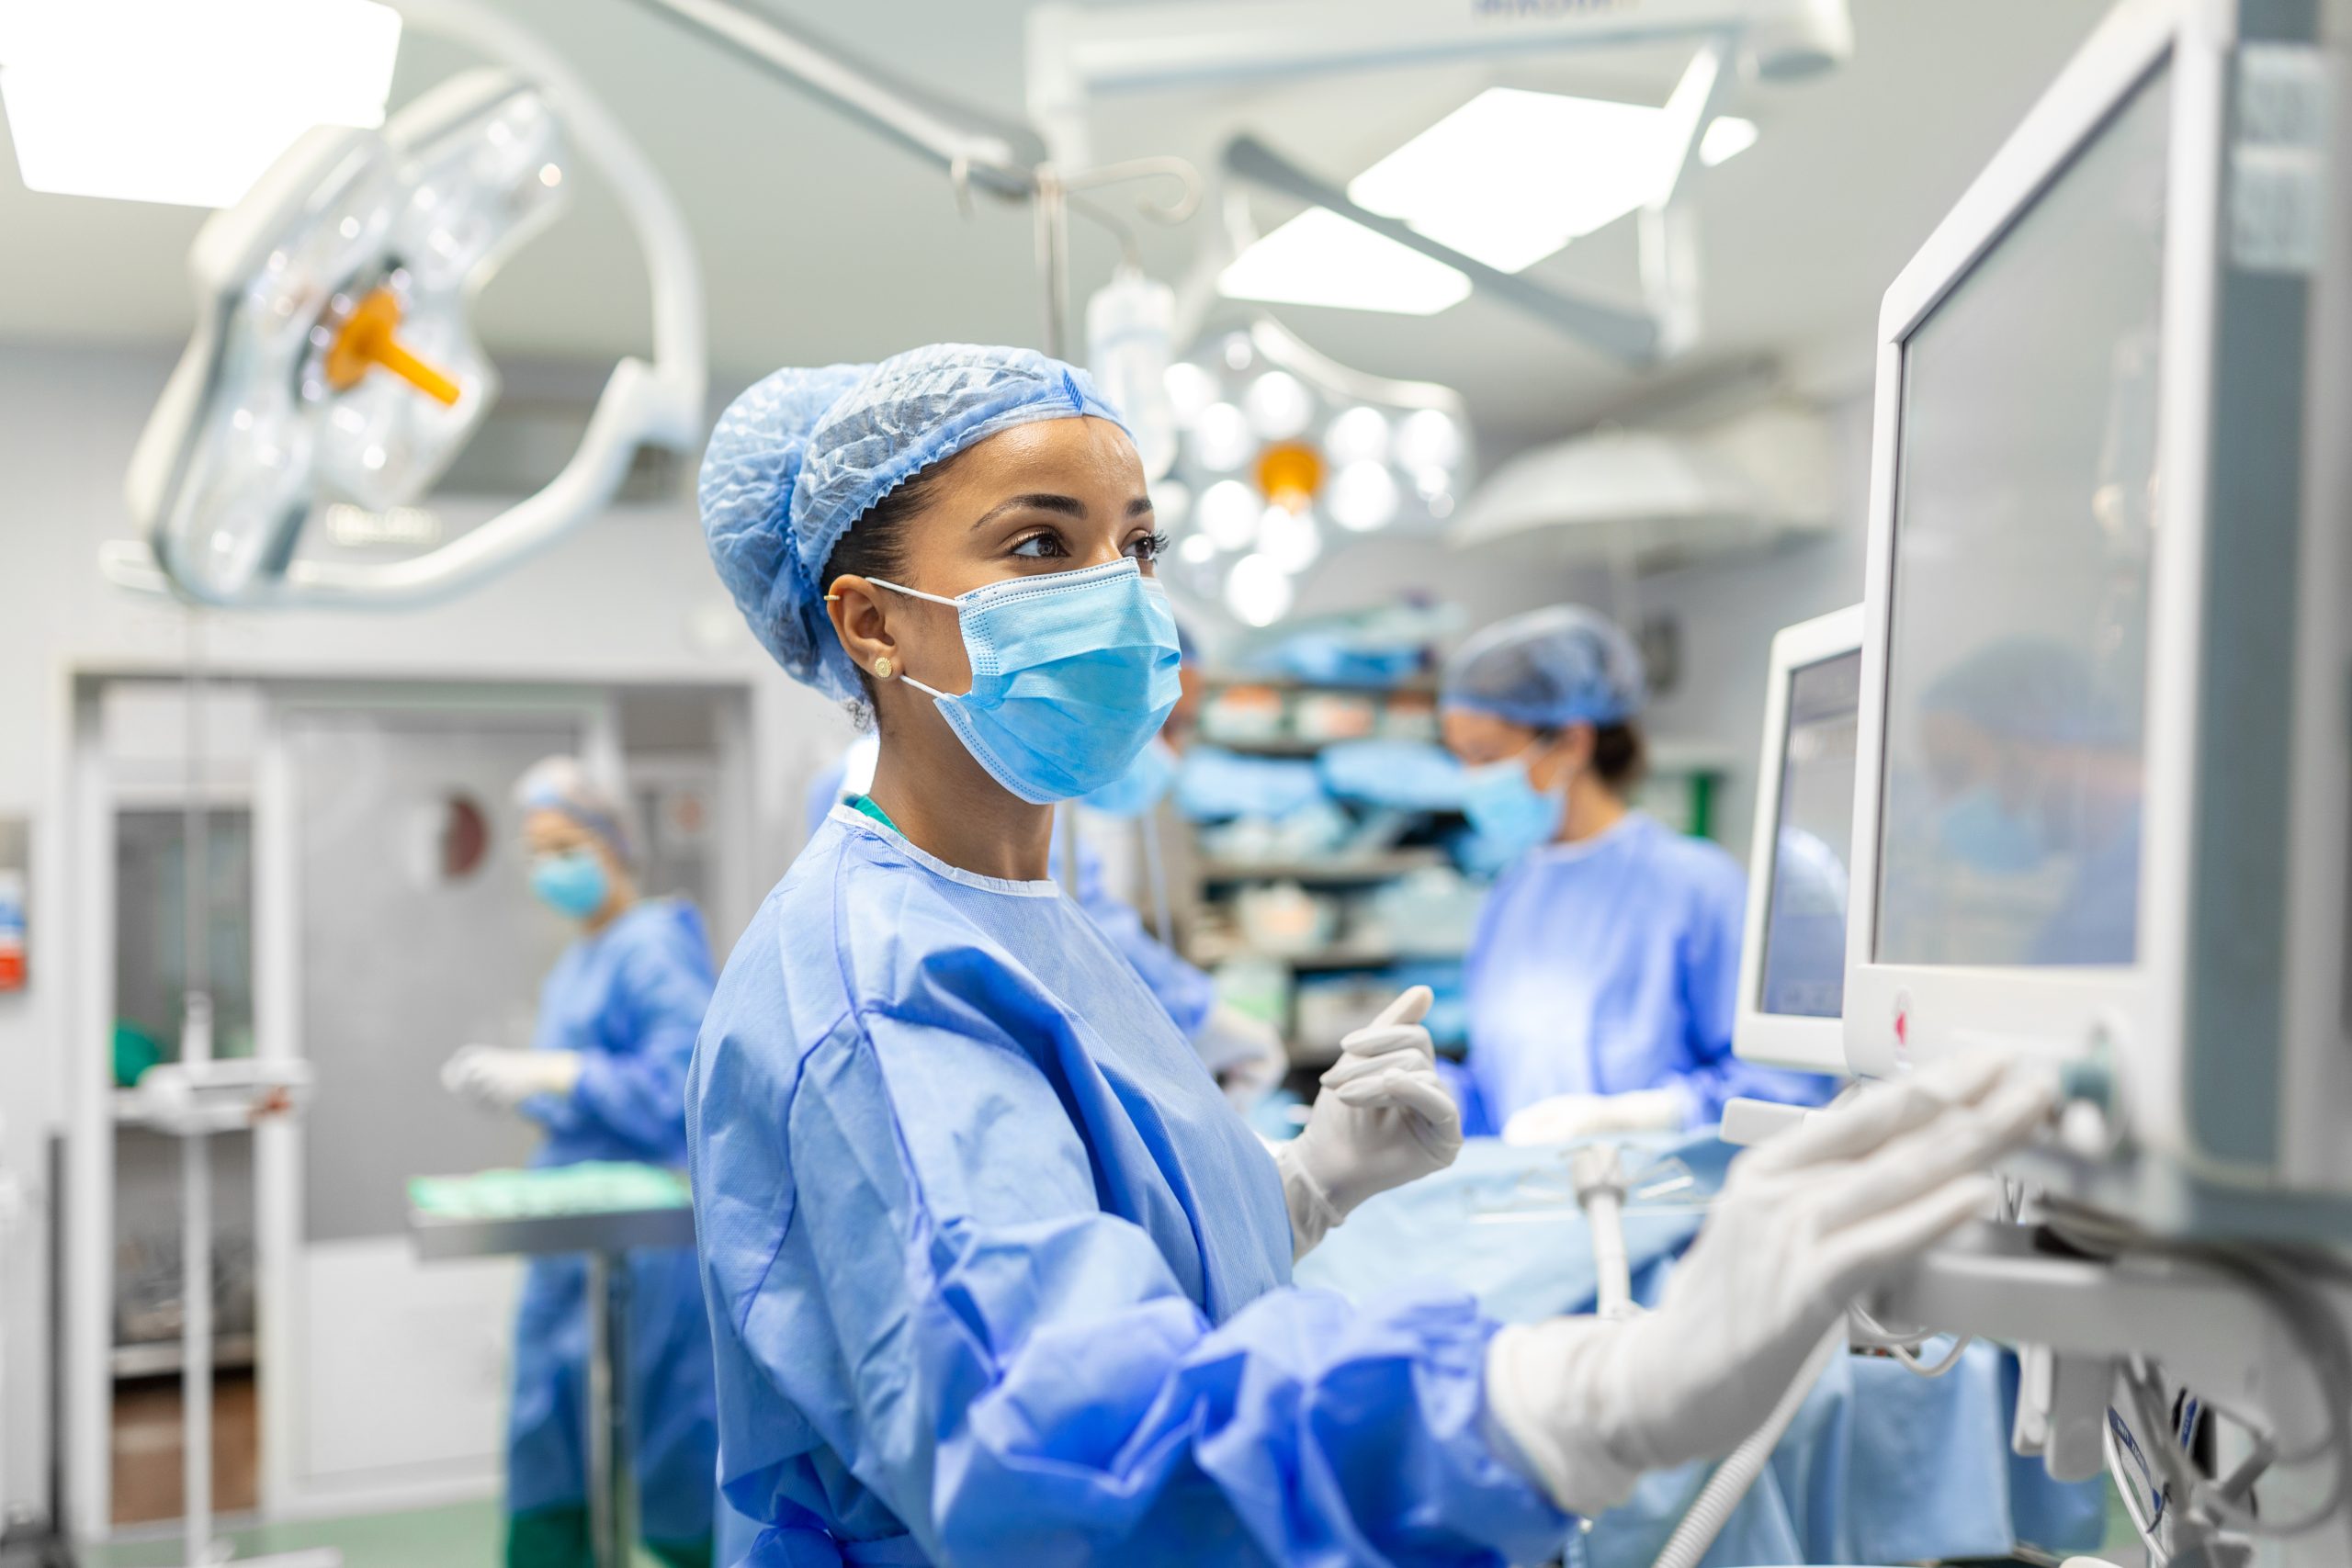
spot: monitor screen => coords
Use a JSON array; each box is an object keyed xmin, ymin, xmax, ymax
[
  {"xmin": 1759, "ymin": 649, "xmax": 1863, "ymax": 1018},
  {"xmin": 1874, "ymin": 62, "xmax": 2170, "ymax": 969}
]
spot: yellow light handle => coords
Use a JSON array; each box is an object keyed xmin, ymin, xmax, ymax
[{"xmin": 325, "ymin": 288, "xmax": 463, "ymax": 407}]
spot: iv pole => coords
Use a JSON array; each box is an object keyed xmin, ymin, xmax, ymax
[{"xmin": 617, "ymin": 0, "xmax": 1203, "ymax": 357}]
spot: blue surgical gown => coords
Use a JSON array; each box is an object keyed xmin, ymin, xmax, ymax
[
  {"xmin": 805, "ymin": 754, "xmax": 1216, "ymax": 1038},
  {"xmin": 510, "ymin": 898, "xmax": 720, "ymax": 1545},
  {"xmin": 688, "ymin": 808, "xmax": 1568, "ymax": 1567},
  {"xmin": 1449, "ymin": 813, "xmax": 1833, "ymax": 1135}
]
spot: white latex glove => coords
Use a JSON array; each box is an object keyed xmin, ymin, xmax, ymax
[
  {"xmin": 1193, "ymin": 1003, "xmax": 1289, "ymax": 1111},
  {"xmin": 1484, "ymin": 1053, "xmax": 2057, "ymax": 1516},
  {"xmin": 1501, "ymin": 1088, "xmax": 1685, "ymax": 1146},
  {"xmin": 1273, "ymin": 986, "xmax": 1462, "ymax": 1258},
  {"xmin": 440, "ymin": 1045, "xmax": 583, "ymax": 1111}
]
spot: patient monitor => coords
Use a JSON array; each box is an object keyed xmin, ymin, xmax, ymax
[
  {"xmin": 1842, "ymin": 0, "xmax": 2352, "ymax": 1243},
  {"xmin": 1734, "ymin": 604, "xmax": 1865, "ymax": 1077}
]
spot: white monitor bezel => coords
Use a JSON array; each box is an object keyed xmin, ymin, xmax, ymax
[
  {"xmin": 1842, "ymin": 0, "xmax": 2224, "ymax": 1098},
  {"xmin": 1735, "ymin": 604, "xmax": 1865, "ymax": 1074}
]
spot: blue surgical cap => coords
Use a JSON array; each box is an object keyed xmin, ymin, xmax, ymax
[
  {"xmin": 699, "ymin": 343, "xmax": 1127, "ymax": 702},
  {"xmin": 1441, "ymin": 604, "xmax": 1646, "ymax": 729},
  {"xmin": 514, "ymin": 754, "xmax": 635, "ymax": 864}
]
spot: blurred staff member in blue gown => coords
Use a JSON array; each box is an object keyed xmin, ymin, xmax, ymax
[
  {"xmin": 1439, "ymin": 608, "xmax": 1835, "ymax": 1144},
  {"xmin": 442, "ymin": 756, "xmax": 719, "ymax": 1568},
  {"xmin": 683, "ymin": 344, "xmax": 2052, "ymax": 1567}
]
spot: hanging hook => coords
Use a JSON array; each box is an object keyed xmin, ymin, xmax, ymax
[
  {"xmin": 1057, "ymin": 154, "xmax": 1204, "ymax": 227},
  {"xmin": 947, "ymin": 152, "xmax": 976, "ymax": 221}
]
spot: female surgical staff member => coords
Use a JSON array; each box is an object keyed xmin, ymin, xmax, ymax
[
  {"xmin": 689, "ymin": 344, "xmax": 2052, "ymax": 1567},
  {"xmin": 1439, "ymin": 607, "xmax": 1835, "ymax": 1145},
  {"xmin": 442, "ymin": 758, "xmax": 719, "ymax": 1568}
]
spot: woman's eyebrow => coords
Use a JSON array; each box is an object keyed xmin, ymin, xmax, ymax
[
  {"xmin": 970, "ymin": 493, "xmax": 1086, "ymax": 529},
  {"xmin": 1128, "ymin": 496, "xmax": 1154, "ymax": 516}
]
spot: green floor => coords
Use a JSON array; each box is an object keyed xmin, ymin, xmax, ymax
[
  {"xmin": 74, "ymin": 1480, "xmax": 2148, "ymax": 1568},
  {"xmin": 81, "ymin": 1500, "xmax": 675, "ymax": 1568}
]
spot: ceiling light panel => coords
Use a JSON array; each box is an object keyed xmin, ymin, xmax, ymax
[
  {"xmin": 1217, "ymin": 208, "xmax": 1471, "ymax": 316},
  {"xmin": 1345, "ymin": 85, "xmax": 1758, "ymax": 276},
  {"xmin": 1, "ymin": 0, "xmax": 401, "ymax": 208}
]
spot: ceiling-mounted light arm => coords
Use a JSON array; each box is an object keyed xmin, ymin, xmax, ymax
[
  {"xmin": 1030, "ymin": 0, "xmax": 1852, "ymax": 168},
  {"xmin": 1642, "ymin": 33, "xmax": 1739, "ymax": 358},
  {"xmin": 621, "ymin": 0, "xmax": 1046, "ymax": 197},
  {"xmin": 1223, "ymin": 134, "xmax": 1663, "ymax": 367},
  {"xmin": 406, "ymin": 0, "xmax": 703, "ymax": 431}
]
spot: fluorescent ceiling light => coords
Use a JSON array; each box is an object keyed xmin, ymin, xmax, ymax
[
  {"xmin": 1218, "ymin": 208, "xmax": 1471, "ymax": 317},
  {"xmin": 0, "ymin": 0, "xmax": 401, "ymax": 208},
  {"xmin": 1344, "ymin": 83, "xmax": 1759, "ymax": 276},
  {"xmin": 1701, "ymin": 116, "xmax": 1759, "ymax": 166}
]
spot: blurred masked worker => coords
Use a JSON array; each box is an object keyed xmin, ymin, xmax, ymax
[
  {"xmin": 797, "ymin": 621, "xmax": 1286, "ymax": 1111},
  {"xmin": 1439, "ymin": 607, "xmax": 1834, "ymax": 1145},
  {"xmin": 442, "ymin": 757, "xmax": 719, "ymax": 1568},
  {"xmin": 684, "ymin": 342, "xmax": 2049, "ymax": 1567}
]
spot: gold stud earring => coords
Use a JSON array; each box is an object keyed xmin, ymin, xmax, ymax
[{"xmin": 873, "ymin": 656, "xmax": 894, "ymax": 680}]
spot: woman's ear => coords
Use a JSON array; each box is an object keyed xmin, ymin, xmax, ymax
[
  {"xmin": 827, "ymin": 577, "xmax": 899, "ymax": 683},
  {"xmin": 1537, "ymin": 724, "xmax": 1597, "ymax": 788}
]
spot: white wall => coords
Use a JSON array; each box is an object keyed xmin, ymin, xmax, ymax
[
  {"xmin": 1637, "ymin": 389, "xmax": 1878, "ymax": 863},
  {"xmin": 0, "ymin": 341, "xmax": 850, "ymax": 1526}
]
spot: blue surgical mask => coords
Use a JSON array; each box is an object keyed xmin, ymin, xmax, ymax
[
  {"xmin": 530, "ymin": 849, "xmax": 610, "ymax": 919},
  {"xmin": 870, "ymin": 558, "xmax": 1182, "ymax": 804},
  {"xmin": 1937, "ymin": 787, "xmax": 2046, "ymax": 874},
  {"xmin": 1077, "ymin": 736, "xmax": 1179, "ymax": 818},
  {"xmin": 1460, "ymin": 749, "xmax": 1566, "ymax": 864}
]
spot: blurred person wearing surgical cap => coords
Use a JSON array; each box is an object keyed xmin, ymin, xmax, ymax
[
  {"xmin": 684, "ymin": 343, "xmax": 2052, "ymax": 1567},
  {"xmin": 1438, "ymin": 606, "xmax": 1836, "ymax": 1146},
  {"xmin": 441, "ymin": 756, "xmax": 719, "ymax": 1568}
]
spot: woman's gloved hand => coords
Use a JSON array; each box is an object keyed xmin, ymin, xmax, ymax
[
  {"xmin": 1500, "ymin": 1088, "xmax": 1685, "ymax": 1146},
  {"xmin": 441, "ymin": 1044, "xmax": 583, "ymax": 1111},
  {"xmin": 1484, "ymin": 1053, "xmax": 2057, "ymax": 1516},
  {"xmin": 1192, "ymin": 1002, "xmax": 1290, "ymax": 1111},
  {"xmin": 1273, "ymin": 986, "xmax": 1463, "ymax": 1258}
]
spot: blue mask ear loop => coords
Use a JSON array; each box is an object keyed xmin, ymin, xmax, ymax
[
  {"xmin": 860, "ymin": 577, "xmax": 962, "ymax": 702},
  {"xmin": 865, "ymin": 574, "xmax": 1080, "ymax": 896}
]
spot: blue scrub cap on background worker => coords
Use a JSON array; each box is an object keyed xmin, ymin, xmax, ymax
[
  {"xmin": 1441, "ymin": 604, "xmax": 1647, "ymax": 729},
  {"xmin": 700, "ymin": 343, "xmax": 1129, "ymax": 703},
  {"xmin": 515, "ymin": 754, "xmax": 636, "ymax": 866}
]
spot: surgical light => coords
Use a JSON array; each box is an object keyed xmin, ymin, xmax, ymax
[
  {"xmin": 1343, "ymin": 84, "xmax": 1760, "ymax": 276},
  {"xmin": 1324, "ymin": 406, "xmax": 1391, "ymax": 468},
  {"xmin": 1192, "ymin": 401, "xmax": 1255, "ymax": 472},
  {"xmin": 1199, "ymin": 480, "xmax": 1263, "ymax": 550},
  {"xmin": 109, "ymin": 1, "xmax": 706, "ymax": 609},
  {"xmin": 1327, "ymin": 460, "xmax": 1400, "ymax": 533},
  {"xmin": 1253, "ymin": 443, "xmax": 1324, "ymax": 511},
  {"xmin": 1225, "ymin": 552, "xmax": 1295, "ymax": 627},
  {"xmin": 1163, "ymin": 361, "xmax": 1218, "ymax": 428},
  {"xmin": 1149, "ymin": 479, "xmax": 1193, "ymax": 531},
  {"xmin": 1178, "ymin": 532, "xmax": 1219, "ymax": 566},
  {"xmin": 1243, "ymin": 370, "xmax": 1314, "ymax": 441},
  {"xmin": 1217, "ymin": 208, "xmax": 1471, "ymax": 317},
  {"xmin": 1255, "ymin": 506, "xmax": 1322, "ymax": 572},
  {"xmin": 0, "ymin": 0, "xmax": 401, "ymax": 209},
  {"xmin": 124, "ymin": 73, "xmax": 566, "ymax": 600},
  {"xmin": 1396, "ymin": 409, "xmax": 1465, "ymax": 473}
]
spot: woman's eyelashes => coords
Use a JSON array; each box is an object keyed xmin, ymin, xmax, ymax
[
  {"xmin": 1002, "ymin": 527, "xmax": 1169, "ymax": 563},
  {"xmin": 1007, "ymin": 529, "xmax": 1069, "ymax": 559}
]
